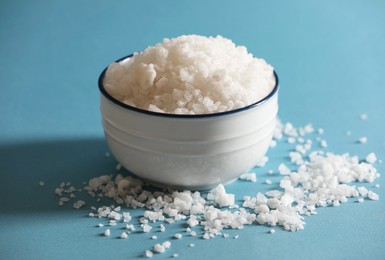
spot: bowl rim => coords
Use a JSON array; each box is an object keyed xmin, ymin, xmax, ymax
[{"xmin": 98, "ymin": 54, "xmax": 279, "ymax": 119}]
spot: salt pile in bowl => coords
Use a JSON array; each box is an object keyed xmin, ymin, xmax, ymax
[{"xmin": 103, "ymin": 35, "xmax": 275, "ymax": 114}]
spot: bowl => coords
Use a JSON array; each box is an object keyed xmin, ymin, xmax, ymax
[{"xmin": 98, "ymin": 54, "xmax": 279, "ymax": 190}]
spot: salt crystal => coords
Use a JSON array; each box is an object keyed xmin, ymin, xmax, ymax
[
  {"xmin": 358, "ymin": 137, "xmax": 367, "ymax": 144},
  {"xmin": 173, "ymin": 253, "xmax": 179, "ymax": 258},
  {"xmin": 145, "ymin": 250, "xmax": 153, "ymax": 258},
  {"xmin": 269, "ymin": 229, "xmax": 276, "ymax": 234},
  {"xmin": 318, "ymin": 128, "xmax": 324, "ymax": 134},
  {"xmin": 120, "ymin": 232, "xmax": 128, "ymax": 239},
  {"xmin": 153, "ymin": 244, "xmax": 165, "ymax": 253},
  {"xmin": 190, "ymin": 231, "xmax": 197, "ymax": 236},
  {"xmin": 174, "ymin": 233, "xmax": 182, "ymax": 239},
  {"xmin": 98, "ymin": 223, "xmax": 104, "ymax": 227},
  {"xmin": 368, "ymin": 191, "xmax": 379, "ymax": 201},
  {"xmin": 234, "ymin": 235, "xmax": 239, "ymax": 239},
  {"xmin": 320, "ymin": 140, "xmax": 328, "ymax": 148},
  {"xmin": 366, "ymin": 153, "xmax": 377, "ymax": 164},
  {"xmin": 357, "ymin": 198, "xmax": 364, "ymax": 203},
  {"xmin": 278, "ymin": 163, "xmax": 291, "ymax": 175},
  {"xmin": 151, "ymin": 235, "xmax": 157, "ymax": 240},
  {"xmin": 163, "ymin": 241, "xmax": 171, "ymax": 249},
  {"xmin": 265, "ymin": 179, "xmax": 272, "ymax": 185},
  {"xmin": 143, "ymin": 224, "xmax": 152, "ymax": 233},
  {"xmin": 189, "ymin": 243, "xmax": 195, "ymax": 248},
  {"xmin": 239, "ymin": 173, "xmax": 257, "ymax": 183},
  {"xmin": 374, "ymin": 184, "xmax": 380, "ymax": 188},
  {"xmin": 104, "ymin": 229, "xmax": 110, "ymax": 237},
  {"xmin": 159, "ymin": 224, "xmax": 165, "ymax": 232}
]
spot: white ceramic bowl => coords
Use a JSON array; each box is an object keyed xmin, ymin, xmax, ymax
[{"xmin": 98, "ymin": 55, "xmax": 279, "ymax": 190}]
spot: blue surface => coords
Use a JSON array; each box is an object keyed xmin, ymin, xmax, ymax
[{"xmin": 1, "ymin": 1, "xmax": 385, "ymax": 259}]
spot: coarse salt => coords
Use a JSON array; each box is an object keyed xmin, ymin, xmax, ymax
[{"xmin": 104, "ymin": 35, "xmax": 275, "ymax": 115}]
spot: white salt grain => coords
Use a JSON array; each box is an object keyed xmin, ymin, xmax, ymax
[
  {"xmin": 234, "ymin": 235, "xmax": 239, "ymax": 239},
  {"xmin": 357, "ymin": 198, "xmax": 364, "ymax": 203},
  {"xmin": 153, "ymin": 244, "xmax": 165, "ymax": 253},
  {"xmin": 120, "ymin": 232, "xmax": 128, "ymax": 239},
  {"xmin": 265, "ymin": 179, "xmax": 272, "ymax": 185},
  {"xmin": 163, "ymin": 241, "xmax": 171, "ymax": 249},
  {"xmin": 320, "ymin": 140, "xmax": 328, "ymax": 148},
  {"xmin": 374, "ymin": 184, "xmax": 380, "ymax": 188},
  {"xmin": 173, "ymin": 253, "xmax": 179, "ymax": 258},
  {"xmin": 368, "ymin": 191, "xmax": 379, "ymax": 201},
  {"xmin": 160, "ymin": 224, "xmax": 165, "ymax": 232},
  {"xmin": 143, "ymin": 224, "xmax": 152, "ymax": 233},
  {"xmin": 190, "ymin": 231, "xmax": 197, "ymax": 237},
  {"xmin": 98, "ymin": 223, "xmax": 104, "ymax": 227},
  {"xmin": 269, "ymin": 229, "xmax": 276, "ymax": 234},
  {"xmin": 104, "ymin": 229, "xmax": 110, "ymax": 237},
  {"xmin": 151, "ymin": 235, "xmax": 157, "ymax": 240},
  {"xmin": 239, "ymin": 173, "xmax": 257, "ymax": 183},
  {"xmin": 189, "ymin": 243, "xmax": 195, "ymax": 248},
  {"xmin": 145, "ymin": 250, "xmax": 153, "ymax": 258},
  {"xmin": 278, "ymin": 163, "xmax": 291, "ymax": 175},
  {"xmin": 174, "ymin": 233, "xmax": 182, "ymax": 239},
  {"xmin": 358, "ymin": 137, "xmax": 367, "ymax": 144},
  {"xmin": 366, "ymin": 153, "xmax": 377, "ymax": 164}
]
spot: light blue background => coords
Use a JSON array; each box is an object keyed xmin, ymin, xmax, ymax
[{"xmin": 1, "ymin": 1, "xmax": 384, "ymax": 259}]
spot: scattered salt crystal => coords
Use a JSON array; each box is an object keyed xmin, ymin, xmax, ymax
[
  {"xmin": 265, "ymin": 179, "xmax": 272, "ymax": 185},
  {"xmin": 278, "ymin": 163, "xmax": 291, "ymax": 175},
  {"xmin": 203, "ymin": 233, "xmax": 210, "ymax": 239},
  {"xmin": 185, "ymin": 227, "xmax": 191, "ymax": 232},
  {"xmin": 269, "ymin": 229, "xmax": 276, "ymax": 234},
  {"xmin": 268, "ymin": 170, "xmax": 273, "ymax": 175},
  {"xmin": 357, "ymin": 198, "xmax": 364, "ymax": 203},
  {"xmin": 160, "ymin": 224, "xmax": 165, "ymax": 232},
  {"xmin": 318, "ymin": 128, "xmax": 324, "ymax": 134},
  {"xmin": 153, "ymin": 244, "xmax": 165, "ymax": 253},
  {"xmin": 104, "ymin": 229, "xmax": 110, "ymax": 237},
  {"xmin": 145, "ymin": 250, "xmax": 153, "ymax": 258},
  {"xmin": 234, "ymin": 235, "xmax": 239, "ymax": 239},
  {"xmin": 173, "ymin": 253, "xmax": 179, "ymax": 258},
  {"xmin": 374, "ymin": 184, "xmax": 380, "ymax": 188},
  {"xmin": 163, "ymin": 241, "xmax": 171, "ymax": 249},
  {"xmin": 360, "ymin": 113, "xmax": 368, "ymax": 120},
  {"xmin": 189, "ymin": 243, "xmax": 195, "ymax": 248},
  {"xmin": 126, "ymin": 224, "xmax": 135, "ymax": 231},
  {"xmin": 368, "ymin": 191, "xmax": 379, "ymax": 201},
  {"xmin": 270, "ymin": 140, "xmax": 277, "ymax": 148},
  {"xmin": 366, "ymin": 153, "xmax": 377, "ymax": 164},
  {"xmin": 73, "ymin": 200, "xmax": 86, "ymax": 209},
  {"xmin": 143, "ymin": 224, "xmax": 152, "ymax": 233},
  {"xmin": 120, "ymin": 232, "xmax": 128, "ymax": 239},
  {"xmin": 174, "ymin": 233, "xmax": 182, "ymax": 239},
  {"xmin": 288, "ymin": 137, "xmax": 296, "ymax": 144},
  {"xmin": 190, "ymin": 231, "xmax": 197, "ymax": 237},
  {"xmin": 98, "ymin": 223, "xmax": 104, "ymax": 227},
  {"xmin": 151, "ymin": 235, "xmax": 157, "ymax": 240},
  {"xmin": 320, "ymin": 140, "xmax": 328, "ymax": 148},
  {"xmin": 332, "ymin": 201, "xmax": 340, "ymax": 207},
  {"xmin": 255, "ymin": 156, "xmax": 269, "ymax": 167},
  {"xmin": 39, "ymin": 181, "xmax": 45, "ymax": 186},
  {"xmin": 223, "ymin": 233, "xmax": 229, "ymax": 238},
  {"xmin": 239, "ymin": 173, "xmax": 257, "ymax": 183},
  {"xmin": 358, "ymin": 137, "xmax": 367, "ymax": 144},
  {"xmin": 58, "ymin": 201, "xmax": 64, "ymax": 206}
]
